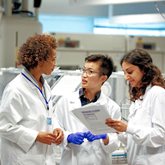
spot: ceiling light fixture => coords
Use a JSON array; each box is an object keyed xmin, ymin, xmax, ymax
[
  {"xmin": 109, "ymin": 14, "xmax": 165, "ymax": 24},
  {"xmin": 70, "ymin": 0, "xmax": 164, "ymax": 5}
]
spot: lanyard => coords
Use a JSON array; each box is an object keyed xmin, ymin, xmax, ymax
[{"xmin": 21, "ymin": 72, "xmax": 50, "ymax": 110}]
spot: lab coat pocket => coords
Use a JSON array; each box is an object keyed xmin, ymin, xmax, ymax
[
  {"xmin": 147, "ymin": 151, "xmax": 165, "ymax": 165},
  {"xmin": 134, "ymin": 155, "xmax": 147, "ymax": 165},
  {"xmin": 17, "ymin": 154, "xmax": 44, "ymax": 165}
]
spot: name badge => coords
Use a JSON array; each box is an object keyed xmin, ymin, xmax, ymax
[{"xmin": 47, "ymin": 117, "xmax": 52, "ymax": 125}]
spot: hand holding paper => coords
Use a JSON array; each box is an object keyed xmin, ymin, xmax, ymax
[{"xmin": 71, "ymin": 103, "xmax": 116, "ymax": 134}]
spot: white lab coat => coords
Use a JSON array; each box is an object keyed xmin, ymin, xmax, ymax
[
  {"xmin": 119, "ymin": 85, "xmax": 165, "ymax": 165},
  {"xmin": 0, "ymin": 69, "xmax": 59, "ymax": 165},
  {"xmin": 54, "ymin": 90, "xmax": 121, "ymax": 165}
]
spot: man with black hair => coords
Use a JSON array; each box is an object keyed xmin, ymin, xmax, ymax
[{"xmin": 55, "ymin": 54, "xmax": 121, "ymax": 165}]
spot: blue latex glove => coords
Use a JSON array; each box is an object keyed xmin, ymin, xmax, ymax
[
  {"xmin": 67, "ymin": 132, "xmax": 85, "ymax": 145},
  {"xmin": 85, "ymin": 131, "xmax": 107, "ymax": 142}
]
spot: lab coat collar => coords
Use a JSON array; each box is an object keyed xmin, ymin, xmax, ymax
[
  {"xmin": 139, "ymin": 84, "xmax": 152, "ymax": 100},
  {"xmin": 79, "ymin": 88, "xmax": 101, "ymax": 106},
  {"xmin": 21, "ymin": 68, "xmax": 51, "ymax": 109},
  {"xmin": 22, "ymin": 68, "xmax": 45, "ymax": 89}
]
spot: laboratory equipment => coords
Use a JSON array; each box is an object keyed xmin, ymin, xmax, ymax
[{"xmin": 0, "ymin": 0, "xmax": 42, "ymax": 68}]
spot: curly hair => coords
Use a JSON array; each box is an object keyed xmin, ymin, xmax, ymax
[
  {"xmin": 120, "ymin": 48, "xmax": 165, "ymax": 101},
  {"xmin": 85, "ymin": 54, "xmax": 114, "ymax": 78},
  {"xmin": 18, "ymin": 34, "xmax": 57, "ymax": 70}
]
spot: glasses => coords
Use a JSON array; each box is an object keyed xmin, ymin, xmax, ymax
[{"xmin": 81, "ymin": 68, "xmax": 100, "ymax": 76}]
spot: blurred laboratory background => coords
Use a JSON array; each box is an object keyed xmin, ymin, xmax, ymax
[{"xmin": 0, "ymin": 0, "xmax": 165, "ymax": 164}]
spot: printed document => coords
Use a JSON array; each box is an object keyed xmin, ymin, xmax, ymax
[{"xmin": 71, "ymin": 103, "xmax": 116, "ymax": 134}]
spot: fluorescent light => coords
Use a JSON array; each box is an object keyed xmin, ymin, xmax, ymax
[
  {"xmin": 109, "ymin": 14, "xmax": 165, "ymax": 24},
  {"xmin": 70, "ymin": 0, "xmax": 164, "ymax": 5}
]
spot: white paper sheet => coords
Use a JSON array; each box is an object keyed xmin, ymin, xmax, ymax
[{"xmin": 71, "ymin": 103, "xmax": 116, "ymax": 134}]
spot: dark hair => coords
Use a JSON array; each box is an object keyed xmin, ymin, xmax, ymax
[
  {"xmin": 120, "ymin": 48, "xmax": 165, "ymax": 101},
  {"xmin": 85, "ymin": 54, "xmax": 114, "ymax": 78},
  {"xmin": 18, "ymin": 34, "xmax": 57, "ymax": 70}
]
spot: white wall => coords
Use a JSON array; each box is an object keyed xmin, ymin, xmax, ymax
[
  {"xmin": 56, "ymin": 33, "xmax": 126, "ymax": 51},
  {"xmin": 55, "ymin": 33, "xmax": 126, "ymax": 70},
  {"xmin": 0, "ymin": 28, "xmax": 165, "ymax": 72},
  {"xmin": 55, "ymin": 33, "xmax": 165, "ymax": 72}
]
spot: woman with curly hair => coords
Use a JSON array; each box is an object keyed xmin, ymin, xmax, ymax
[
  {"xmin": 0, "ymin": 34, "xmax": 64, "ymax": 165},
  {"xmin": 106, "ymin": 49, "xmax": 165, "ymax": 165}
]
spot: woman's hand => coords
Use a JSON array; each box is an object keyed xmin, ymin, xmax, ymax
[
  {"xmin": 53, "ymin": 128, "xmax": 64, "ymax": 145},
  {"xmin": 36, "ymin": 128, "xmax": 64, "ymax": 145},
  {"xmin": 36, "ymin": 132, "xmax": 57, "ymax": 145},
  {"xmin": 105, "ymin": 118, "xmax": 128, "ymax": 132}
]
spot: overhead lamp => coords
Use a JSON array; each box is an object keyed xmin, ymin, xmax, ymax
[
  {"xmin": 109, "ymin": 14, "xmax": 165, "ymax": 24},
  {"xmin": 70, "ymin": 0, "xmax": 164, "ymax": 5}
]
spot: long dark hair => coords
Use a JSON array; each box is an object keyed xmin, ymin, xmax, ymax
[{"xmin": 120, "ymin": 49, "xmax": 165, "ymax": 101}]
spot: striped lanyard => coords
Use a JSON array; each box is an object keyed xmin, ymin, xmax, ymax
[{"xmin": 21, "ymin": 72, "xmax": 50, "ymax": 110}]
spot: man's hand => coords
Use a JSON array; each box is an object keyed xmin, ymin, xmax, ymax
[
  {"xmin": 67, "ymin": 132, "xmax": 85, "ymax": 145},
  {"xmin": 85, "ymin": 131, "xmax": 107, "ymax": 142}
]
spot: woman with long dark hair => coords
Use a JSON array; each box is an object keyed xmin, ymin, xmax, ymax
[{"xmin": 106, "ymin": 49, "xmax": 165, "ymax": 165}]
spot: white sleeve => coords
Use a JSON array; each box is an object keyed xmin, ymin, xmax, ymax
[
  {"xmin": 54, "ymin": 97, "xmax": 72, "ymax": 150},
  {"xmin": 0, "ymin": 86, "xmax": 38, "ymax": 152},
  {"xmin": 100, "ymin": 133, "xmax": 120, "ymax": 153},
  {"xmin": 118, "ymin": 132, "xmax": 127, "ymax": 145},
  {"xmin": 101, "ymin": 101, "xmax": 121, "ymax": 153},
  {"xmin": 126, "ymin": 88, "xmax": 165, "ymax": 147}
]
